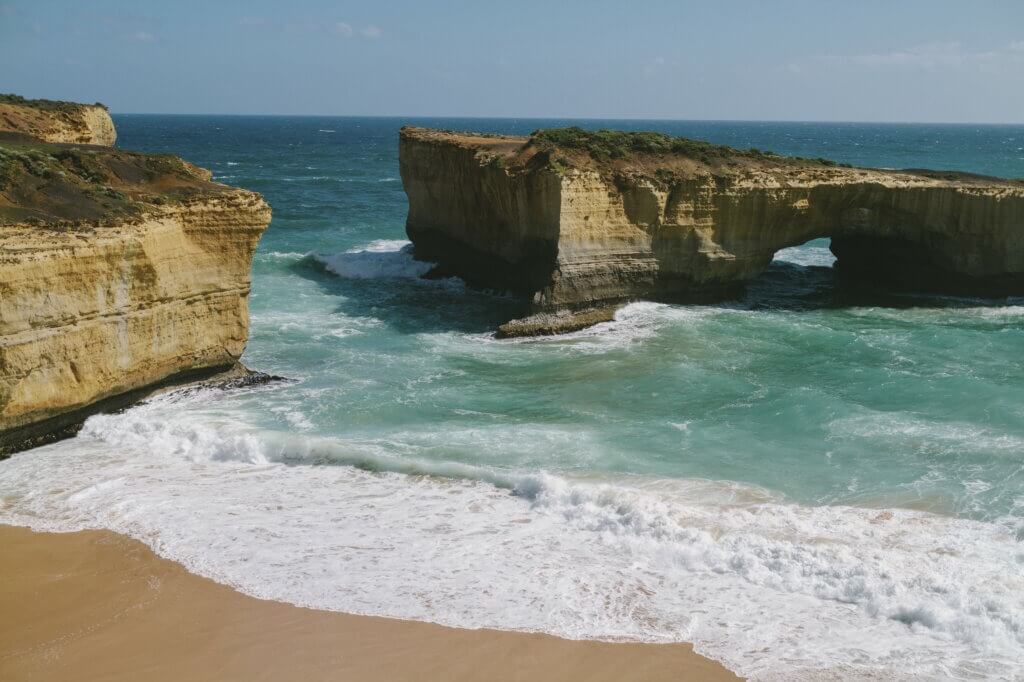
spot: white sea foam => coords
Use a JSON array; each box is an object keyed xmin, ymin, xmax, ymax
[
  {"xmin": 502, "ymin": 302, "xmax": 717, "ymax": 353},
  {"xmin": 1, "ymin": 392, "xmax": 1021, "ymax": 680},
  {"xmin": 256, "ymin": 251, "xmax": 308, "ymax": 262},
  {"xmin": 249, "ymin": 304, "xmax": 382, "ymax": 342},
  {"xmin": 846, "ymin": 304, "xmax": 1024, "ymax": 324},
  {"xmin": 772, "ymin": 245, "xmax": 837, "ymax": 267},
  {"xmin": 313, "ymin": 240, "xmax": 435, "ymax": 280},
  {"xmin": 832, "ymin": 413, "xmax": 1024, "ymax": 454}
]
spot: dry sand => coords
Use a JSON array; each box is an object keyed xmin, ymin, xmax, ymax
[{"xmin": 0, "ymin": 524, "xmax": 740, "ymax": 681}]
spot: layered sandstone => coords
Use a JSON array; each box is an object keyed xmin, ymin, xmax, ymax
[
  {"xmin": 400, "ymin": 127, "xmax": 1024, "ymax": 336},
  {"xmin": 0, "ymin": 94, "xmax": 116, "ymax": 146},
  {"xmin": 0, "ymin": 119, "xmax": 270, "ymax": 454}
]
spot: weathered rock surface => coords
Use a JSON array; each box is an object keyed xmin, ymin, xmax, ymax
[
  {"xmin": 400, "ymin": 126, "xmax": 1024, "ymax": 335},
  {"xmin": 0, "ymin": 94, "xmax": 116, "ymax": 146},
  {"xmin": 0, "ymin": 107, "xmax": 270, "ymax": 454}
]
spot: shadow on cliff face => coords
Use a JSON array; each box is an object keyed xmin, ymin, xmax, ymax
[
  {"xmin": 290, "ymin": 249, "xmax": 1018, "ymax": 337},
  {"xmin": 289, "ymin": 255, "xmax": 531, "ymax": 335},
  {"xmin": 742, "ymin": 260, "xmax": 1022, "ymax": 314}
]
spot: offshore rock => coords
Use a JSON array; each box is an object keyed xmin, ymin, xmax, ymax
[{"xmin": 400, "ymin": 126, "xmax": 1024, "ymax": 336}]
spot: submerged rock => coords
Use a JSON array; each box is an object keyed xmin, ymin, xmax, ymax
[
  {"xmin": 0, "ymin": 97, "xmax": 271, "ymax": 455},
  {"xmin": 400, "ymin": 126, "xmax": 1024, "ymax": 335}
]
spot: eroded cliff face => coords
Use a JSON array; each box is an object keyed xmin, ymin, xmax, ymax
[
  {"xmin": 551, "ymin": 167, "xmax": 1024, "ymax": 306},
  {"xmin": 400, "ymin": 127, "xmax": 1024, "ymax": 335},
  {"xmin": 0, "ymin": 94, "xmax": 117, "ymax": 146},
  {"xmin": 400, "ymin": 128, "xmax": 562, "ymax": 294},
  {"xmin": 0, "ymin": 115, "xmax": 270, "ymax": 454}
]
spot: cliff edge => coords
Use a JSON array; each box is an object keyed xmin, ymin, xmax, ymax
[
  {"xmin": 0, "ymin": 94, "xmax": 117, "ymax": 146},
  {"xmin": 400, "ymin": 126, "xmax": 1024, "ymax": 336},
  {"xmin": 0, "ymin": 103, "xmax": 270, "ymax": 455}
]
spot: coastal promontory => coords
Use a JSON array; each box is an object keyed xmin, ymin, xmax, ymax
[
  {"xmin": 0, "ymin": 94, "xmax": 117, "ymax": 146},
  {"xmin": 0, "ymin": 98, "xmax": 271, "ymax": 454},
  {"xmin": 400, "ymin": 126, "xmax": 1024, "ymax": 335}
]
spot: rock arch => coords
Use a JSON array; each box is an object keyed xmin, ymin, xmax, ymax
[{"xmin": 400, "ymin": 127, "xmax": 1024, "ymax": 335}]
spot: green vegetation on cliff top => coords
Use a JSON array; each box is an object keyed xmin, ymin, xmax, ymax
[
  {"xmin": 0, "ymin": 134, "xmax": 223, "ymax": 225},
  {"xmin": 531, "ymin": 126, "xmax": 849, "ymax": 167},
  {"xmin": 0, "ymin": 93, "xmax": 108, "ymax": 112}
]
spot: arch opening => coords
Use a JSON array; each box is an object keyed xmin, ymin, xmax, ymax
[{"xmin": 770, "ymin": 237, "xmax": 836, "ymax": 270}]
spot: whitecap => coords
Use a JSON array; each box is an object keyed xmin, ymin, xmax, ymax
[
  {"xmin": 256, "ymin": 251, "xmax": 308, "ymax": 262},
  {"xmin": 313, "ymin": 240, "xmax": 435, "ymax": 280},
  {"xmin": 830, "ymin": 412, "xmax": 1024, "ymax": 454}
]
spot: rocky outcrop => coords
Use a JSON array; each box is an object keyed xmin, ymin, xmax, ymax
[
  {"xmin": 400, "ymin": 127, "xmax": 1024, "ymax": 335},
  {"xmin": 0, "ymin": 94, "xmax": 116, "ymax": 146},
  {"xmin": 0, "ymin": 109, "xmax": 270, "ymax": 455}
]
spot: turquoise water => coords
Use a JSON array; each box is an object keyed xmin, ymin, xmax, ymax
[
  {"xmin": 2, "ymin": 116, "xmax": 1023, "ymax": 679},
  {"xmin": 123, "ymin": 115, "xmax": 1024, "ymax": 521}
]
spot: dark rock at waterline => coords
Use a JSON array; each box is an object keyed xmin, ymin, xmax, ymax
[{"xmin": 0, "ymin": 364, "xmax": 289, "ymax": 458}]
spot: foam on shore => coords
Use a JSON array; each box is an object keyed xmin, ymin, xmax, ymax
[{"xmin": 1, "ymin": 390, "xmax": 1021, "ymax": 680}]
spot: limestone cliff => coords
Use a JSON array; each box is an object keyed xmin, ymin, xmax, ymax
[
  {"xmin": 400, "ymin": 126, "xmax": 1024, "ymax": 335},
  {"xmin": 0, "ymin": 120, "xmax": 270, "ymax": 454},
  {"xmin": 0, "ymin": 94, "xmax": 117, "ymax": 146}
]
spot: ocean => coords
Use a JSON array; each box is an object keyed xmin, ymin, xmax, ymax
[{"xmin": 2, "ymin": 115, "xmax": 1023, "ymax": 680}]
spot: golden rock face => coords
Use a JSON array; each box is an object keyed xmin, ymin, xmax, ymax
[
  {"xmin": 400, "ymin": 126, "xmax": 1024, "ymax": 334},
  {"xmin": 0, "ymin": 97, "xmax": 271, "ymax": 453},
  {"xmin": 0, "ymin": 193, "xmax": 271, "ymax": 446}
]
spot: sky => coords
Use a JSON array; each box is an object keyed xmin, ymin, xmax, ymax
[{"xmin": 2, "ymin": 0, "xmax": 1023, "ymax": 122}]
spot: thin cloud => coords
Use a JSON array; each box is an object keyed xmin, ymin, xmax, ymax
[
  {"xmin": 813, "ymin": 41, "xmax": 1024, "ymax": 71},
  {"xmin": 642, "ymin": 56, "xmax": 667, "ymax": 78},
  {"xmin": 129, "ymin": 30, "xmax": 156, "ymax": 43},
  {"xmin": 246, "ymin": 19, "xmax": 381, "ymax": 40}
]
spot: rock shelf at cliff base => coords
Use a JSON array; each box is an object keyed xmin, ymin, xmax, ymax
[
  {"xmin": 399, "ymin": 126, "xmax": 1024, "ymax": 336},
  {"xmin": 0, "ymin": 97, "xmax": 272, "ymax": 455}
]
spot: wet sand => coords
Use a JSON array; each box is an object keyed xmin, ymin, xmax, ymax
[{"xmin": 0, "ymin": 524, "xmax": 740, "ymax": 681}]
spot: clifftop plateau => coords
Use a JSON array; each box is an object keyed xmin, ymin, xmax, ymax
[
  {"xmin": 400, "ymin": 126, "xmax": 1024, "ymax": 336},
  {"xmin": 0, "ymin": 132, "xmax": 230, "ymax": 224}
]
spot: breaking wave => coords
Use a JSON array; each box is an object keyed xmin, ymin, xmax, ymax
[
  {"xmin": 312, "ymin": 240, "xmax": 434, "ymax": 280},
  {"xmin": 0, "ymin": 393, "xmax": 1021, "ymax": 680}
]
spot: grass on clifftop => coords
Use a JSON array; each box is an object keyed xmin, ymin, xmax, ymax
[
  {"xmin": 0, "ymin": 93, "xmax": 108, "ymax": 112},
  {"xmin": 531, "ymin": 126, "xmax": 848, "ymax": 167},
  {"xmin": 0, "ymin": 135, "xmax": 220, "ymax": 225}
]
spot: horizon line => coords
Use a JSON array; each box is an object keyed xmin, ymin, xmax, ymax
[{"xmin": 109, "ymin": 112, "xmax": 1024, "ymax": 126}]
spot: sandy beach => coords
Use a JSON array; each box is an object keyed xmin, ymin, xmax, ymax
[{"xmin": 0, "ymin": 524, "xmax": 739, "ymax": 681}]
